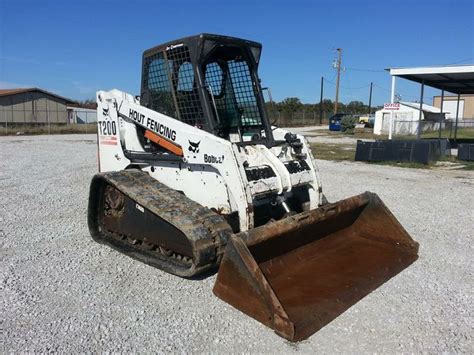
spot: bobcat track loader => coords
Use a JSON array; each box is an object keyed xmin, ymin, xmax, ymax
[{"xmin": 88, "ymin": 34, "xmax": 419, "ymax": 341}]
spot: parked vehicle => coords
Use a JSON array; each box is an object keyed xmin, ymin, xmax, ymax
[
  {"xmin": 329, "ymin": 113, "xmax": 350, "ymax": 131},
  {"xmin": 88, "ymin": 34, "xmax": 419, "ymax": 342},
  {"xmin": 359, "ymin": 114, "xmax": 375, "ymax": 128}
]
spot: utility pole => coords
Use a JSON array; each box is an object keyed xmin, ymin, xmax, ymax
[
  {"xmin": 368, "ymin": 82, "xmax": 373, "ymax": 115},
  {"xmin": 319, "ymin": 76, "xmax": 324, "ymax": 124},
  {"xmin": 334, "ymin": 48, "xmax": 342, "ymax": 114}
]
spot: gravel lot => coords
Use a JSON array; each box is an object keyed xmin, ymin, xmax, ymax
[{"xmin": 1, "ymin": 134, "xmax": 473, "ymax": 353}]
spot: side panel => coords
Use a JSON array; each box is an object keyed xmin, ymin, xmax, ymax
[
  {"xmin": 144, "ymin": 163, "xmax": 232, "ymax": 214},
  {"xmin": 96, "ymin": 92, "xmax": 130, "ymax": 172},
  {"xmin": 95, "ymin": 90, "xmax": 323, "ymax": 231},
  {"xmin": 96, "ymin": 90, "xmax": 253, "ymax": 231}
]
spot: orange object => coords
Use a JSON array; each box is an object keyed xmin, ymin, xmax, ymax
[{"xmin": 144, "ymin": 130, "xmax": 183, "ymax": 156}]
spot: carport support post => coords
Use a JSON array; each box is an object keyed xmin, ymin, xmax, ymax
[
  {"xmin": 319, "ymin": 76, "xmax": 324, "ymax": 124},
  {"xmin": 389, "ymin": 75, "xmax": 396, "ymax": 140},
  {"xmin": 368, "ymin": 82, "xmax": 373, "ymax": 115},
  {"xmin": 438, "ymin": 90, "xmax": 444, "ymax": 139},
  {"xmin": 454, "ymin": 93, "xmax": 460, "ymax": 141},
  {"xmin": 417, "ymin": 80, "xmax": 425, "ymax": 139}
]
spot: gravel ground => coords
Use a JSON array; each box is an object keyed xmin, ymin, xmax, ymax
[
  {"xmin": 1, "ymin": 134, "xmax": 473, "ymax": 353},
  {"xmin": 287, "ymin": 125, "xmax": 367, "ymax": 145}
]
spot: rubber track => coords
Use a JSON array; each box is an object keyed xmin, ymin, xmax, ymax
[{"xmin": 88, "ymin": 169, "xmax": 233, "ymax": 277}]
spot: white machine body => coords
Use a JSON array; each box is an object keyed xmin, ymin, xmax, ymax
[{"xmin": 96, "ymin": 89, "xmax": 323, "ymax": 232}]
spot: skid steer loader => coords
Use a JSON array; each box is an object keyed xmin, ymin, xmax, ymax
[{"xmin": 88, "ymin": 34, "xmax": 419, "ymax": 341}]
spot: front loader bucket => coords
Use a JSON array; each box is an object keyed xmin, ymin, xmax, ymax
[{"xmin": 213, "ymin": 192, "xmax": 419, "ymax": 342}]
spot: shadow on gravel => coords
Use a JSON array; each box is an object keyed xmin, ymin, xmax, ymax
[
  {"xmin": 0, "ymin": 140, "xmax": 25, "ymax": 144},
  {"xmin": 188, "ymin": 266, "xmax": 218, "ymax": 281}
]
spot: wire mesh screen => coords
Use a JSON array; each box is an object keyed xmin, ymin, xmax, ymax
[
  {"xmin": 228, "ymin": 59, "xmax": 262, "ymax": 126},
  {"xmin": 205, "ymin": 56, "xmax": 263, "ymax": 128},
  {"xmin": 166, "ymin": 46, "xmax": 205, "ymax": 126},
  {"xmin": 143, "ymin": 45, "xmax": 205, "ymax": 126},
  {"xmin": 205, "ymin": 62, "xmax": 238, "ymax": 125},
  {"xmin": 144, "ymin": 52, "xmax": 176, "ymax": 118},
  {"xmin": 205, "ymin": 62, "xmax": 224, "ymax": 96}
]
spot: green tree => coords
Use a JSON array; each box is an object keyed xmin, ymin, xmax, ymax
[
  {"xmin": 278, "ymin": 97, "xmax": 303, "ymax": 117},
  {"xmin": 74, "ymin": 99, "xmax": 97, "ymax": 109}
]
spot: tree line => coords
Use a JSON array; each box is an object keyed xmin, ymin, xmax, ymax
[
  {"xmin": 267, "ymin": 97, "xmax": 382, "ymax": 118},
  {"xmin": 75, "ymin": 97, "xmax": 383, "ymax": 118}
]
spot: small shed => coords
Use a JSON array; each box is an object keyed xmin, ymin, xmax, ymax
[{"xmin": 374, "ymin": 102, "xmax": 446, "ymax": 136}]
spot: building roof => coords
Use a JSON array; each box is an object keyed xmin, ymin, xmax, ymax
[
  {"xmin": 399, "ymin": 101, "xmax": 446, "ymax": 113},
  {"xmin": 377, "ymin": 101, "xmax": 448, "ymax": 113},
  {"xmin": 0, "ymin": 87, "xmax": 76, "ymax": 104},
  {"xmin": 433, "ymin": 93, "xmax": 474, "ymax": 98},
  {"xmin": 66, "ymin": 106, "xmax": 97, "ymax": 112},
  {"xmin": 386, "ymin": 65, "xmax": 474, "ymax": 95}
]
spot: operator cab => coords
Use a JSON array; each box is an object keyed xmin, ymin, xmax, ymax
[{"xmin": 141, "ymin": 34, "xmax": 273, "ymax": 144}]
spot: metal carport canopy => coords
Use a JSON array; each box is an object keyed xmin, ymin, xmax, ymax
[{"xmin": 387, "ymin": 65, "xmax": 474, "ymax": 94}]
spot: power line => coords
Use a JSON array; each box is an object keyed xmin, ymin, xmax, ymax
[
  {"xmin": 372, "ymin": 83, "xmax": 423, "ymax": 100},
  {"xmin": 325, "ymin": 79, "xmax": 371, "ymax": 90},
  {"xmin": 334, "ymin": 48, "xmax": 342, "ymax": 114},
  {"xmin": 345, "ymin": 67, "xmax": 385, "ymax": 73},
  {"xmin": 445, "ymin": 57, "xmax": 473, "ymax": 65},
  {"xmin": 372, "ymin": 83, "xmax": 391, "ymax": 92}
]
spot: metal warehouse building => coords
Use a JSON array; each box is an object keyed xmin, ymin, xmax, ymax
[
  {"xmin": 0, "ymin": 88, "xmax": 76, "ymax": 125},
  {"xmin": 433, "ymin": 94, "xmax": 474, "ymax": 120}
]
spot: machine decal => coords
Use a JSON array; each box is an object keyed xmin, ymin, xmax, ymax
[
  {"xmin": 129, "ymin": 109, "xmax": 177, "ymax": 142},
  {"xmin": 166, "ymin": 43, "xmax": 184, "ymax": 50},
  {"xmin": 99, "ymin": 120, "xmax": 117, "ymax": 136},
  {"xmin": 188, "ymin": 140, "xmax": 200, "ymax": 153},
  {"xmin": 98, "ymin": 103, "xmax": 117, "ymax": 145},
  {"xmin": 99, "ymin": 135, "xmax": 117, "ymax": 145},
  {"xmin": 204, "ymin": 154, "xmax": 224, "ymax": 164}
]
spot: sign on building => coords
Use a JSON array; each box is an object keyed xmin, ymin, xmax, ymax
[{"xmin": 384, "ymin": 103, "xmax": 400, "ymax": 110}]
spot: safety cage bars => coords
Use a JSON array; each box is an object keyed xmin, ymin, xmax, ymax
[
  {"xmin": 141, "ymin": 40, "xmax": 268, "ymax": 140},
  {"xmin": 142, "ymin": 45, "xmax": 206, "ymax": 127}
]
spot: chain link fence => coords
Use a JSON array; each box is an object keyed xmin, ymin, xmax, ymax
[
  {"xmin": 1, "ymin": 109, "xmax": 98, "ymax": 135},
  {"xmin": 266, "ymin": 110, "xmax": 331, "ymax": 127},
  {"xmin": 1, "ymin": 107, "xmax": 333, "ymax": 135},
  {"xmin": 390, "ymin": 117, "xmax": 474, "ymax": 140}
]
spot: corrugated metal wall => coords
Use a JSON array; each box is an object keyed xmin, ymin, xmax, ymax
[{"xmin": 0, "ymin": 91, "xmax": 69, "ymax": 124}]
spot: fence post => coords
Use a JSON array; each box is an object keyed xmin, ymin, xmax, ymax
[
  {"xmin": 454, "ymin": 93, "xmax": 461, "ymax": 141},
  {"xmin": 46, "ymin": 99, "xmax": 51, "ymax": 135}
]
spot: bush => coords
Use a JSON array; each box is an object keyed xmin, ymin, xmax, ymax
[{"xmin": 340, "ymin": 115, "xmax": 358, "ymax": 134}]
